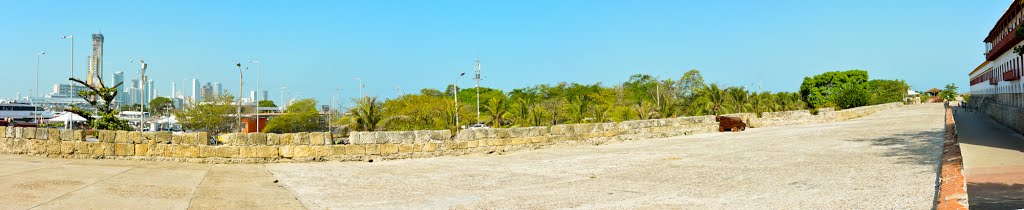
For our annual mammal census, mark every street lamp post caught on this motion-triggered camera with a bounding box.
[453,72,466,130]
[353,78,363,99]
[61,35,73,99]
[250,60,261,132]
[35,52,45,124]
[36,52,45,98]
[235,63,245,133]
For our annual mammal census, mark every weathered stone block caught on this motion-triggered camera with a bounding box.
[59,130,74,141]
[279,133,295,145]
[467,140,479,148]
[176,145,200,158]
[365,144,380,155]
[195,132,210,145]
[279,145,295,158]
[266,133,280,145]
[114,143,135,156]
[399,144,416,153]
[199,146,238,158]
[142,132,157,144]
[422,142,437,152]
[114,131,129,143]
[346,144,366,155]
[380,144,399,155]
[328,145,347,156]
[147,144,172,157]
[248,133,267,145]
[35,128,48,140]
[13,127,24,139]
[309,132,325,145]
[292,145,313,157]
[60,141,75,154]
[294,132,310,145]
[135,144,149,156]
[74,142,92,155]
[311,146,330,157]
[101,131,116,143]
[45,141,61,155]
[94,143,115,156]
[0,126,6,138]
[128,132,143,144]
[155,132,172,144]
[23,127,36,140]
[241,146,279,158]
[47,128,60,141]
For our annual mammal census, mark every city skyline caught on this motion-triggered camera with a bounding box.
[0,0,1007,106]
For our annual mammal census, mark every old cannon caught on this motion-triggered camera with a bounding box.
[717,116,746,132]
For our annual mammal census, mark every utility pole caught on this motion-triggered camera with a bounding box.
[474,58,481,125]
[235,63,245,133]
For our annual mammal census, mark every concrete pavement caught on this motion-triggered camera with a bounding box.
[953,107,1024,209]
[267,103,946,209]
[0,155,304,210]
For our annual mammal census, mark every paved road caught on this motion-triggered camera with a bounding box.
[267,104,945,209]
[0,155,304,209]
[953,107,1024,209]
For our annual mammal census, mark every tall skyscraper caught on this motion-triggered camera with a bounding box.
[191,78,200,102]
[261,90,268,102]
[200,82,214,100]
[171,82,176,98]
[214,82,222,96]
[112,71,124,103]
[148,80,155,102]
[88,33,104,86]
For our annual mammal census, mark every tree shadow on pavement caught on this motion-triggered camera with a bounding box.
[966,182,1024,209]
[844,129,944,166]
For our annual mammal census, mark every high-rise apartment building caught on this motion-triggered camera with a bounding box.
[88,33,104,86]
[112,71,124,103]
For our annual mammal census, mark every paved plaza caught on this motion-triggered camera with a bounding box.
[0,104,946,209]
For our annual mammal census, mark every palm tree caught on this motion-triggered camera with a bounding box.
[343,96,406,131]
[701,84,727,117]
[726,87,749,113]
[483,96,509,127]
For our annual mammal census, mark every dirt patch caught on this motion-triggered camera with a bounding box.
[14,179,85,190]
[105,184,190,199]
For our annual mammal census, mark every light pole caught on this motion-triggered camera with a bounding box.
[235,63,245,133]
[250,60,261,132]
[35,52,45,125]
[132,59,148,131]
[353,78,363,99]
[36,52,45,98]
[61,35,73,99]
[453,72,466,130]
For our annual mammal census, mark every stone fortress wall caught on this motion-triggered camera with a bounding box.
[0,102,903,163]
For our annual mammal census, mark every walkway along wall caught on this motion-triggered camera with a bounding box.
[968,94,1024,135]
[0,102,903,163]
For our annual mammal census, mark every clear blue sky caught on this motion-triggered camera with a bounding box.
[0,0,1008,105]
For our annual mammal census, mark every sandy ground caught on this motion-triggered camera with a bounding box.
[953,107,1024,209]
[266,103,945,209]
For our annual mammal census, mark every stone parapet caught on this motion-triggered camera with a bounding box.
[0,102,902,163]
